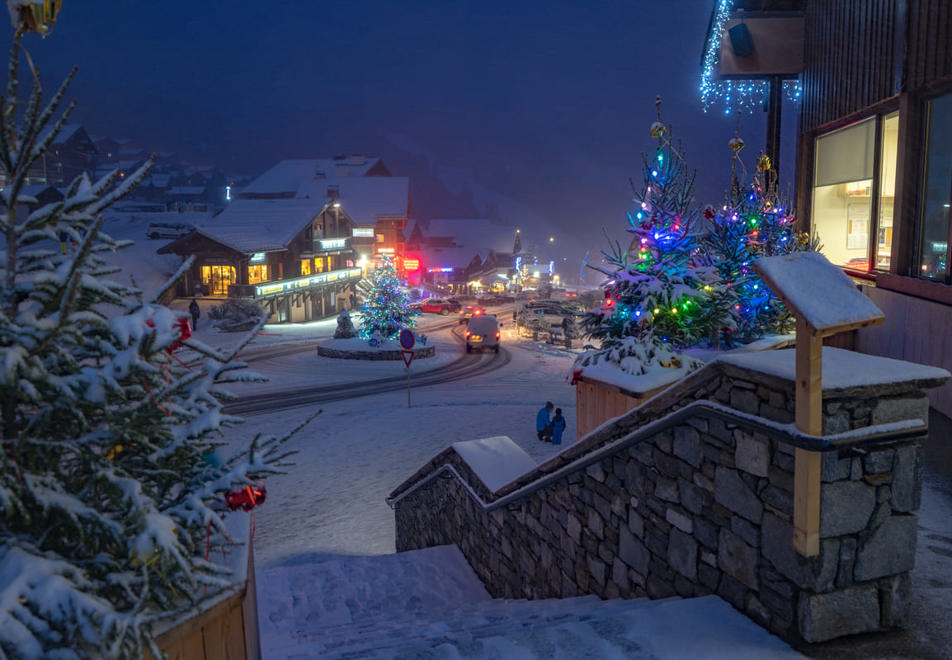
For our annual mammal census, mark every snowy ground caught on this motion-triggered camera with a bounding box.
[103,220,952,658]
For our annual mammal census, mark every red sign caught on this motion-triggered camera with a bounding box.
[401,350,414,367]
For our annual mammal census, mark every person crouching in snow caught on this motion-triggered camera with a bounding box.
[189,298,201,330]
[551,408,566,445]
[536,401,554,442]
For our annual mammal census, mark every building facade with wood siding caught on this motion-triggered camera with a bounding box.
[788,0,952,414]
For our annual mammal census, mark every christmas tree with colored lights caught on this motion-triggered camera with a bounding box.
[579,98,725,375]
[702,128,817,342]
[360,256,418,340]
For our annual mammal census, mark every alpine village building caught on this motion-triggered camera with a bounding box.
[158,156,410,323]
[706,0,952,415]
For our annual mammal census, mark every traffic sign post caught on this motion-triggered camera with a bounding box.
[401,348,414,407]
[400,331,416,407]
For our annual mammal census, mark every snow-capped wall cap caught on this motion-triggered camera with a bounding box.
[575,361,689,399]
[752,252,884,336]
[452,436,537,493]
[716,347,950,392]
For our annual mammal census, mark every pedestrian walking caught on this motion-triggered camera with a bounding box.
[189,298,201,330]
[536,401,554,442]
[551,408,566,445]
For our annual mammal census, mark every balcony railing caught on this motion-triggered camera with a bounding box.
[252,267,361,299]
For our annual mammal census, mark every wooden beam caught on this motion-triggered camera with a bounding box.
[794,316,823,556]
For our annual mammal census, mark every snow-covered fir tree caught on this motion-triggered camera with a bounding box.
[0,24,306,659]
[359,256,418,340]
[334,307,358,338]
[702,141,817,342]
[579,98,723,375]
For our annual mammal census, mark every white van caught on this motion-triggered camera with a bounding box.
[465,315,501,353]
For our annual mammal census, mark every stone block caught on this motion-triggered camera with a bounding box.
[854,515,918,581]
[592,493,611,521]
[758,585,795,630]
[798,583,881,643]
[611,557,629,591]
[714,466,763,523]
[762,513,838,591]
[586,462,607,482]
[587,509,604,540]
[646,573,676,599]
[759,403,790,423]
[731,515,760,548]
[821,452,852,482]
[718,528,758,589]
[673,425,701,467]
[734,430,769,477]
[717,574,748,609]
[762,484,793,517]
[880,572,912,628]
[618,525,650,576]
[891,444,922,513]
[823,410,851,435]
[699,562,720,591]
[588,556,606,587]
[871,396,929,426]
[820,480,876,537]
[667,528,697,581]
[694,517,718,550]
[745,593,772,628]
[628,509,644,538]
[677,479,702,516]
[566,513,582,543]
[730,388,760,414]
[666,508,693,534]
[863,448,895,474]
[655,476,680,502]
[835,537,856,588]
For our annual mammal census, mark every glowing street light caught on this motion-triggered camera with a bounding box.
[548,237,555,242]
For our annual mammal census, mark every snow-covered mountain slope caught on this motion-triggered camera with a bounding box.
[258,544,803,659]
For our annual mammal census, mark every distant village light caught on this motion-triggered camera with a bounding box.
[225,185,231,201]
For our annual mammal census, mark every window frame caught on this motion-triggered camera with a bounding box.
[915,92,952,285]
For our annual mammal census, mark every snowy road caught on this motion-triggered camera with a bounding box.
[225,325,512,416]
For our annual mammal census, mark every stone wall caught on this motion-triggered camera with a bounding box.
[392,354,944,644]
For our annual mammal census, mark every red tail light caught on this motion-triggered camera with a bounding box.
[475,309,482,315]
[465,331,471,337]
[495,332,500,339]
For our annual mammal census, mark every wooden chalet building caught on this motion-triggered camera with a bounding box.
[158,158,409,323]
[705,0,952,415]
[158,198,362,323]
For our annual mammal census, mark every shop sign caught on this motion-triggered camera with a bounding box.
[250,252,267,264]
[320,238,348,250]
[352,227,374,238]
[254,267,361,298]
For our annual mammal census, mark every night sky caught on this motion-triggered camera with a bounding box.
[4,1,798,270]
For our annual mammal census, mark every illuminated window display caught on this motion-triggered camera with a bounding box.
[919,93,952,281]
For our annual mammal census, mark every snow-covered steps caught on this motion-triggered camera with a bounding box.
[257,545,803,659]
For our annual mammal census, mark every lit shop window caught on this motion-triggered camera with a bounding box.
[812,118,875,270]
[876,112,899,270]
[248,264,270,284]
[919,94,952,282]
[301,259,312,276]
[314,257,326,273]
[201,265,235,296]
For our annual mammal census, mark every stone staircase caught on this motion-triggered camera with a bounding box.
[257,545,802,659]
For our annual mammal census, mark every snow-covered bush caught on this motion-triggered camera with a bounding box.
[334,307,357,338]
[0,27,306,659]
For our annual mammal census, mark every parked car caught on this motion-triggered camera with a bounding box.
[147,222,193,240]
[458,303,486,324]
[465,314,501,353]
[409,297,461,315]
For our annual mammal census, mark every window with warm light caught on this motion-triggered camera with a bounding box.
[301,259,312,276]
[248,264,270,284]
[918,93,952,282]
[200,265,235,296]
[812,113,899,273]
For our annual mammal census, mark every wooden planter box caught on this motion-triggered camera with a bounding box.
[147,516,260,660]
[574,376,671,438]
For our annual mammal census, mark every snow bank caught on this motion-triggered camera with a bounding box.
[453,436,537,492]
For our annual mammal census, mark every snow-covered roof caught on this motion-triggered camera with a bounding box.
[242,157,387,196]
[194,198,327,253]
[418,246,477,270]
[753,252,885,334]
[52,123,83,145]
[299,176,409,226]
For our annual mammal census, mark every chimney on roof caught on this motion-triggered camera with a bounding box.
[349,154,366,166]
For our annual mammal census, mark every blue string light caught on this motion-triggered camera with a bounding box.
[699,0,802,113]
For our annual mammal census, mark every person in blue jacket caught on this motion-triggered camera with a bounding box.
[536,401,554,441]
[551,408,566,445]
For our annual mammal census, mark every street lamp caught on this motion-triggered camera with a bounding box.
[549,237,555,242]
